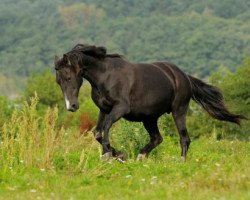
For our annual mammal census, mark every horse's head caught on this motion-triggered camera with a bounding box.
[54,44,107,112]
[54,54,83,112]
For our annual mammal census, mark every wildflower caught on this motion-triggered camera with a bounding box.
[150,176,157,185]
[8,187,16,191]
[215,163,220,167]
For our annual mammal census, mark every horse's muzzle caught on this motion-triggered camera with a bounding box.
[67,103,79,112]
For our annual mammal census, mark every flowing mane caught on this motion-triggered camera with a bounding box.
[71,44,123,59]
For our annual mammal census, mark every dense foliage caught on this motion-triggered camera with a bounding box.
[0,0,250,97]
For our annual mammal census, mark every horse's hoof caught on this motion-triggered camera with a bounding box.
[136,153,147,161]
[115,152,127,163]
[101,152,112,161]
[116,157,125,163]
[117,152,127,160]
[181,156,186,162]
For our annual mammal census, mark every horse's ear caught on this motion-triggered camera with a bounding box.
[82,46,106,59]
[63,54,71,65]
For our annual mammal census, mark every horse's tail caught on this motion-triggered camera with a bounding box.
[188,75,246,125]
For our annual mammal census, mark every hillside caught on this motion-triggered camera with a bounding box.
[0,0,250,96]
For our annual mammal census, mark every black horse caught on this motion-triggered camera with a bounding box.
[54,44,245,161]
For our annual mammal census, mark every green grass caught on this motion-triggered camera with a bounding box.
[0,99,249,199]
[0,135,249,200]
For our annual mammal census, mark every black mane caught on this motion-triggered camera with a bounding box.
[70,44,123,59]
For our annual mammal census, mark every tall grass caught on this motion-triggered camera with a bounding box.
[0,95,65,169]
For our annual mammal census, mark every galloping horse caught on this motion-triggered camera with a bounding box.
[54,44,245,161]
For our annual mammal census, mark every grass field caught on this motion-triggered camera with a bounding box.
[0,99,249,200]
[0,135,249,200]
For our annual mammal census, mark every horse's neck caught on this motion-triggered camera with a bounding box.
[82,62,105,91]
[83,71,99,90]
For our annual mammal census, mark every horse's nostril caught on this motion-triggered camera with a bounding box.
[68,103,78,112]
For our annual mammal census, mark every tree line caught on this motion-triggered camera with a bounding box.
[0,0,249,95]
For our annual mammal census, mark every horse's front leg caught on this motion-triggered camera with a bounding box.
[93,111,105,144]
[100,104,129,160]
[93,111,114,156]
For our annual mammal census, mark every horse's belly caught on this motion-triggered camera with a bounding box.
[123,113,147,122]
[129,81,174,116]
[123,107,169,122]
[124,95,172,122]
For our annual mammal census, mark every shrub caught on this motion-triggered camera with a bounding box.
[79,113,95,135]
[110,115,178,159]
[0,96,14,128]
[24,70,63,108]
[110,120,149,159]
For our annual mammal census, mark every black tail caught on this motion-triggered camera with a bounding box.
[188,75,246,125]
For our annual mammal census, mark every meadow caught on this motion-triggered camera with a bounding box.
[0,97,249,200]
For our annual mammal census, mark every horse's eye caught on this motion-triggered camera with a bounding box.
[66,77,71,82]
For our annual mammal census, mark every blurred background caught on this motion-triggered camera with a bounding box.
[0,0,249,140]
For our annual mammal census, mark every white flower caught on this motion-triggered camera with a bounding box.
[150,176,157,185]
[125,175,132,178]
[215,163,220,167]
[30,189,37,193]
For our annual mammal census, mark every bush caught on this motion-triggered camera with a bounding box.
[110,116,176,159]
[110,120,149,159]
[0,96,14,128]
[24,70,63,109]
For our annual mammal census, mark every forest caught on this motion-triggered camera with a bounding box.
[0,0,249,199]
[0,0,250,97]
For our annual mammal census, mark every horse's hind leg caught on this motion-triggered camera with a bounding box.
[172,106,191,161]
[137,118,163,161]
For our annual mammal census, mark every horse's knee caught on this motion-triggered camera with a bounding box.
[157,136,163,145]
[94,131,102,142]
[153,135,163,146]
